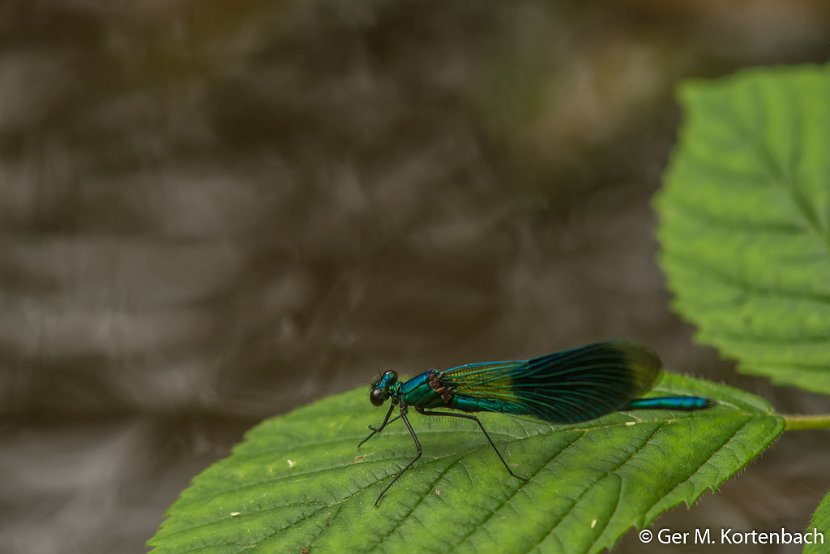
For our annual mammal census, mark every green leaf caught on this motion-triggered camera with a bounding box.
[148,374,782,553]
[657,64,830,394]
[805,491,830,554]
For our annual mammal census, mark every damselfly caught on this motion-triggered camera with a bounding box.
[359,340,713,505]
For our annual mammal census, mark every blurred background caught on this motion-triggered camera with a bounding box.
[1,1,830,552]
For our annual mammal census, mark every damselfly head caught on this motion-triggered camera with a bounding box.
[369,370,398,406]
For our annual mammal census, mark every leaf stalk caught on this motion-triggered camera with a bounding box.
[783,414,830,431]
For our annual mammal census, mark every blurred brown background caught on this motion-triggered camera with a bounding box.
[2,1,830,552]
